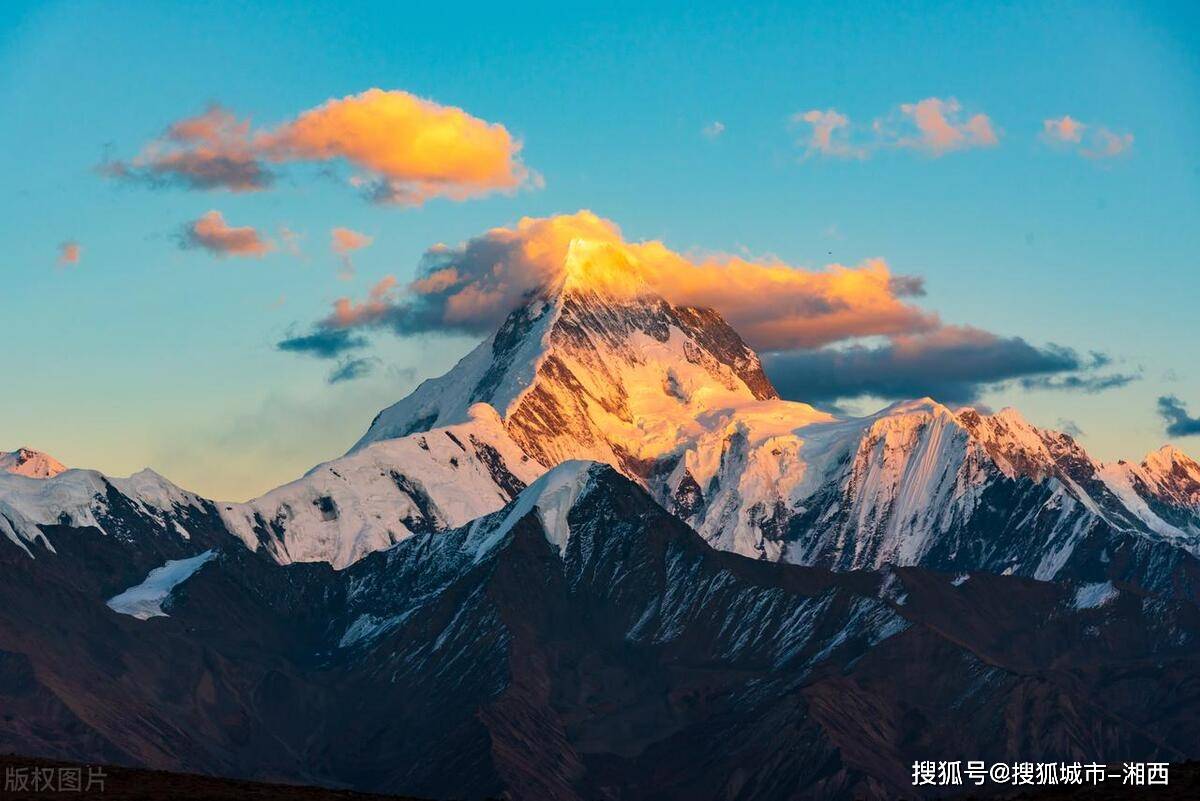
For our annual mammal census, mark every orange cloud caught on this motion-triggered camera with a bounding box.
[180,210,273,258]
[329,275,398,327]
[331,227,373,254]
[1042,115,1133,160]
[317,210,937,351]
[887,97,998,155]
[792,109,865,159]
[103,90,535,206]
[259,89,531,204]
[1042,115,1085,143]
[58,241,81,266]
[101,106,271,191]
[330,226,373,280]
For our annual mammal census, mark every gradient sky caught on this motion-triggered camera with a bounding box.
[3,0,1199,501]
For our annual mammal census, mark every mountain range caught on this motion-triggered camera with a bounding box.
[2,238,1199,799]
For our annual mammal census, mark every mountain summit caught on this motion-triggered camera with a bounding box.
[353,238,779,474]
[1,447,67,479]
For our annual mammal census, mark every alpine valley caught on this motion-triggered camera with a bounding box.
[3,240,1199,800]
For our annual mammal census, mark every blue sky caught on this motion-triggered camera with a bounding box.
[2,0,1198,500]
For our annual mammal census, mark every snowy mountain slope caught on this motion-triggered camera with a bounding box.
[220,404,543,568]
[1098,445,1200,539]
[649,396,1200,599]
[0,466,218,558]
[1,447,67,478]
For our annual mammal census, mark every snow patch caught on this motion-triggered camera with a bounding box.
[339,611,412,648]
[1072,581,1119,610]
[470,460,598,562]
[106,550,216,619]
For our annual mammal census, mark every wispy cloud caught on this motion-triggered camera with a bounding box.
[1057,418,1085,438]
[279,226,304,258]
[276,327,368,359]
[1158,395,1200,437]
[1081,128,1134,160]
[327,356,381,384]
[791,109,865,159]
[702,121,725,139]
[331,227,373,280]
[1042,115,1133,159]
[101,89,538,206]
[178,210,273,258]
[57,241,81,266]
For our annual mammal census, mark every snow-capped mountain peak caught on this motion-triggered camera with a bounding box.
[1,447,68,479]
[352,237,777,476]
[557,237,653,300]
[1143,443,1200,485]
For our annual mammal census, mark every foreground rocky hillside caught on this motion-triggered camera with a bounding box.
[2,464,1198,799]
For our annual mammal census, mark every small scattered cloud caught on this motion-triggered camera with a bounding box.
[101,89,537,206]
[792,99,996,160]
[1158,395,1200,437]
[178,210,273,258]
[791,109,865,159]
[327,356,380,384]
[1042,115,1133,160]
[57,241,81,266]
[276,327,368,359]
[1042,115,1086,144]
[331,226,373,280]
[702,121,725,139]
[882,97,999,156]
[331,227,372,254]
